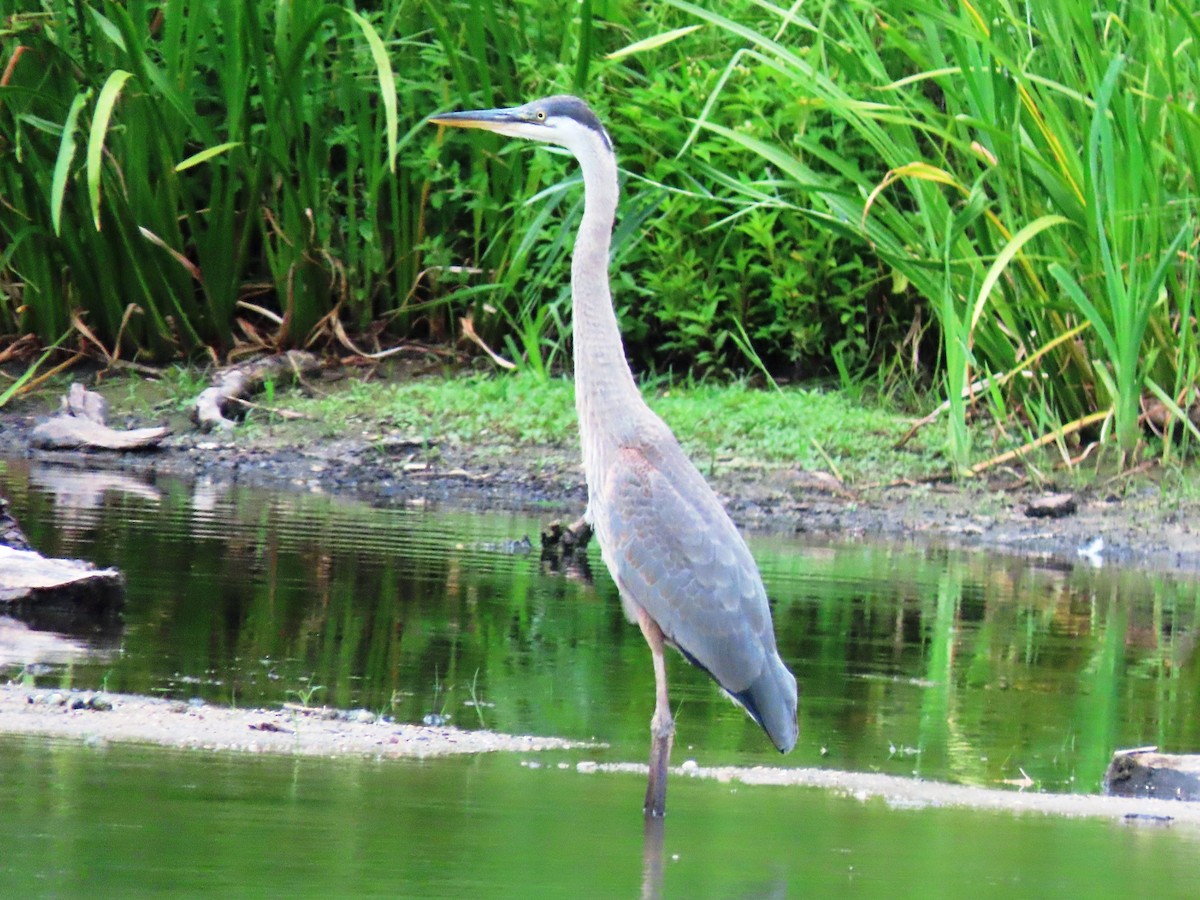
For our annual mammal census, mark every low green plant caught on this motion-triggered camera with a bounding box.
[289,682,325,709]
[467,668,487,729]
[285,368,941,480]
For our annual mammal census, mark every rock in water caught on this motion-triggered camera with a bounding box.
[1105,748,1200,801]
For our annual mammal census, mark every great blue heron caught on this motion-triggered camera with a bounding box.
[431,95,798,817]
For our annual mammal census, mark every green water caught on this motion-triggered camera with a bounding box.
[1,737,1197,897]
[3,459,1200,895]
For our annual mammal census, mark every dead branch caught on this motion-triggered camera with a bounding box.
[192,350,320,431]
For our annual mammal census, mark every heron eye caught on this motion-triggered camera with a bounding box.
[535,110,546,121]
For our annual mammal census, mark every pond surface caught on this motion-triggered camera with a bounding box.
[3,734,1199,897]
[2,458,1200,894]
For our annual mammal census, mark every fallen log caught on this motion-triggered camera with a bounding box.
[192,350,320,431]
[31,416,170,451]
[1104,747,1200,801]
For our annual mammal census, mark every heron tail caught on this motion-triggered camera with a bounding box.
[730,653,799,753]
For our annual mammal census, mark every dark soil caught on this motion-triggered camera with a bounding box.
[4,380,1200,574]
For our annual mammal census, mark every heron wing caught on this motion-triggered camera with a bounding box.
[600,428,774,694]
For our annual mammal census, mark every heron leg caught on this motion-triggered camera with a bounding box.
[635,607,674,818]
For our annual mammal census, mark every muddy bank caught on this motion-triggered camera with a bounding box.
[3,402,1200,574]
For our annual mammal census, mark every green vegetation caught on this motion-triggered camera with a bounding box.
[663,0,1200,469]
[2,0,1198,472]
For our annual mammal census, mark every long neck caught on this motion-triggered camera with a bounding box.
[571,136,640,466]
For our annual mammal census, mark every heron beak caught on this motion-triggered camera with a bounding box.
[429,107,528,134]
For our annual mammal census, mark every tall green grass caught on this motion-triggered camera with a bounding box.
[1,1,413,356]
[1,0,910,383]
[5,0,1198,478]
[0,0,651,373]
[421,0,663,377]
[666,0,1199,468]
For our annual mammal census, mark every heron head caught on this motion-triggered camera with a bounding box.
[430,95,612,155]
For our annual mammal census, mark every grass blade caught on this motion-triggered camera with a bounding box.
[175,141,242,173]
[970,214,1070,330]
[347,9,398,174]
[606,25,703,61]
[86,69,133,231]
[51,90,91,237]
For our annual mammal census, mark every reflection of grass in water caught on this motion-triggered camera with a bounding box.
[467,668,487,730]
[14,457,1200,795]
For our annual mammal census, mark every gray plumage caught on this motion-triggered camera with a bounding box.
[598,427,798,751]
[431,95,798,816]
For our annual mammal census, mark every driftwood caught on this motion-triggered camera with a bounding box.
[1,489,125,623]
[32,416,170,450]
[31,383,169,451]
[192,350,320,431]
[1104,747,1200,801]
[0,545,124,605]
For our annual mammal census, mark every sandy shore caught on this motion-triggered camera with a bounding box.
[7,684,1199,824]
[578,761,1200,825]
[1,684,588,758]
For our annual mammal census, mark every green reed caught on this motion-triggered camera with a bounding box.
[667,0,1199,469]
[1,1,435,357]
